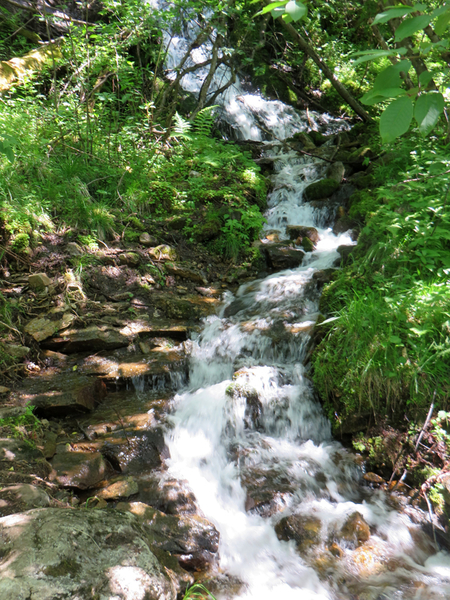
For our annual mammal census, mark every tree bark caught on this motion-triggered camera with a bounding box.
[278,20,372,122]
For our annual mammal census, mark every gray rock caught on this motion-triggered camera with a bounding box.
[117,502,220,571]
[0,508,179,600]
[28,273,52,290]
[0,484,50,516]
[165,263,206,284]
[336,244,356,266]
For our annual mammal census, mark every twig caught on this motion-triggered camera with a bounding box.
[112,407,131,448]
[424,491,439,551]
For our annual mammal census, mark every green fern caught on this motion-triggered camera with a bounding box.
[192,105,218,137]
[172,112,193,140]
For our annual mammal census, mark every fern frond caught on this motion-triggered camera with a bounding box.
[171,112,193,140]
[192,105,218,137]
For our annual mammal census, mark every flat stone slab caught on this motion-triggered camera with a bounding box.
[49,451,113,489]
[97,476,139,500]
[41,325,130,353]
[32,379,107,417]
[24,312,75,342]
[0,508,180,600]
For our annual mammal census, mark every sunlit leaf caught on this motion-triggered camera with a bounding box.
[415,92,445,136]
[373,60,411,92]
[435,9,450,36]
[418,71,433,87]
[254,1,286,17]
[380,95,414,143]
[285,0,307,22]
[394,15,432,42]
[351,48,407,66]
[373,7,414,25]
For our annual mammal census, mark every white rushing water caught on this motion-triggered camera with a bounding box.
[155,8,450,599]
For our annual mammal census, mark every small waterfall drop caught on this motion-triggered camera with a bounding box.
[154,7,450,599]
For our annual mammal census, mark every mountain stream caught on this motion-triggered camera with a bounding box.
[153,9,450,599]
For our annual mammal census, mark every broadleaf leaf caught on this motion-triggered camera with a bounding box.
[380,95,414,143]
[394,15,432,42]
[414,92,445,136]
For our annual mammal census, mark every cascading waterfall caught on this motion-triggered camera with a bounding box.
[154,8,450,599]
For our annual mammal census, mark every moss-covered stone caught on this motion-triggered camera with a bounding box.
[304,178,340,202]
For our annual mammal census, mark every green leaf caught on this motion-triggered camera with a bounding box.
[395,15,432,42]
[4,147,14,163]
[360,92,391,106]
[435,9,450,36]
[254,1,286,17]
[414,91,445,136]
[418,71,433,87]
[351,48,407,66]
[432,5,450,18]
[389,335,403,344]
[380,95,414,143]
[373,7,414,25]
[285,0,307,22]
[370,60,411,96]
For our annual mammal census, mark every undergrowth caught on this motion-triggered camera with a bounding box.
[313,133,450,427]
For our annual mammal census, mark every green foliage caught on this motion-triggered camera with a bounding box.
[0,405,41,443]
[314,135,450,424]
[183,583,217,600]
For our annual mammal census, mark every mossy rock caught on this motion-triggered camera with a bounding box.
[301,237,314,252]
[304,178,340,202]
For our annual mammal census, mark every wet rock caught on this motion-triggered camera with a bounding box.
[340,512,370,546]
[79,347,188,388]
[300,237,314,252]
[41,324,131,353]
[290,132,316,150]
[24,312,75,343]
[140,232,158,246]
[32,379,107,417]
[336,244,356,266]
[117,502,220,572]
[312,269,336,286]
[0,484,50,516]
[2,344,30,358]
[41,349,69,368]
[264,243,305,271]
[155,293,208,321]
[304,178,340,202]
[326,161,345,183]
[149,245,178,261]
[139,476,198,515]
[286,225,320,245]
[28,272,52,290]
[119,251,140,266]
[165,263,207,284]
[0,508,179,600]
[275,514,322,552]
[363,472,385,485]
[49,451,114,489]
[332,215,359,239]
[97,476,139,500]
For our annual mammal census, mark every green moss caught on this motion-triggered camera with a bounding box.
[44,558,81,578]
[304,178,340,201]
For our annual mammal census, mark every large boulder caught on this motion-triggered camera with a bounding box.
[41,325,131,353]
[0,508,181,600]
[32,379,107,417]
[117,502,220,572]
[49,451,114,489]
[304,178,340,202]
